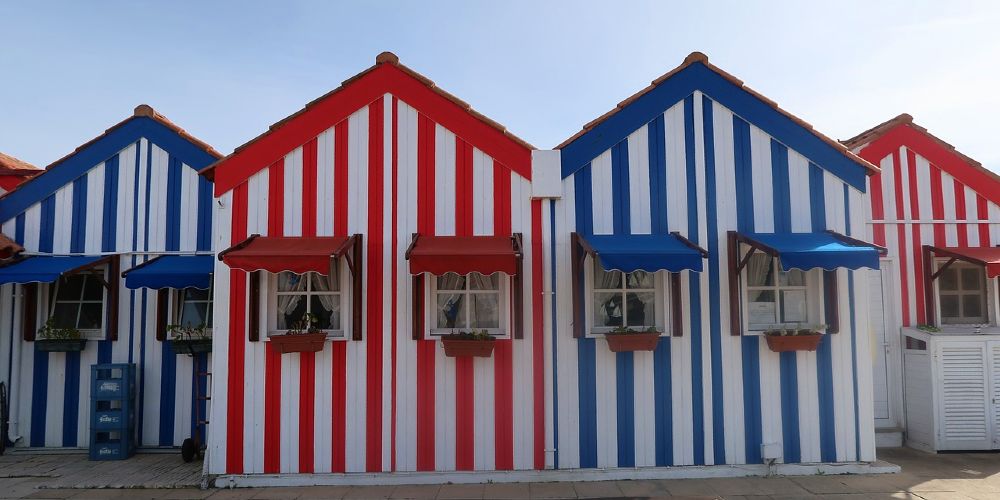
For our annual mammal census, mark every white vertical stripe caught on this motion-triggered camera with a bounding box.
[627,126,651,235]
[435,124,456,236]
[590,150,613,235]
[472,149,494,236]
[665,104,687,232]
[316,128,335,237]
[85,164,104,253]
[284,147,304,237]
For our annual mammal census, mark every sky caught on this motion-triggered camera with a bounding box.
[2,1,999,175]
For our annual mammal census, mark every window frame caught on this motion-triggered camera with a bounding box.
[428,272,509,337]
[174,284,214,335]
[265,263,349,339]
[47,266,108,340]
[739,251,822,334]
[585,256,667,337]
[934,259,991,326]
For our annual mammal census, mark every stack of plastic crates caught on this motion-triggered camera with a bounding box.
[89,363,136,460]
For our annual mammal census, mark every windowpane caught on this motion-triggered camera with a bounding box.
[593,262,622,290]
[962,294,984,319]
[436,293,465,329]
[309,295,337,330]
[940,295,960,318]
[277,296,307,330]
[960,268,983,291]
[183,288,211,301]
[625,291,655,327]
[78,303,103,330]
[56,276,84,301]
[780,290,808,323]
[748,289,777,326]
[469,272,499,290]
[278,272,306,293]
[470,293,499,329]
[436,273,466,291]
[594,291,624,327]
[311,270,339,292]
[939,268,958,291]
[626,271,653,289]
[779,269,806,287]
[82,276,104,301]
[746,254,775,286]
[179,302,209,328]
[51,303,78,329]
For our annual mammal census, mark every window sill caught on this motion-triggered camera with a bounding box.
[265,331,346,341]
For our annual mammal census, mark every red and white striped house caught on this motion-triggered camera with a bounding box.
[844,115,1000,445]
[202,53,546,476]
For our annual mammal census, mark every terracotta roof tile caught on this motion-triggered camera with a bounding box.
[0,152,39,176]
[207,52,534,178]
[556,52,878,175]
[0,232,23,259]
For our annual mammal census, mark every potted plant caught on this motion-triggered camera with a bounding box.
[168,324,212,355]
[269,313,327,354]
[763,325,825,352]
[36,318,87,352]
[604,326,662,352]
[441,330,496,358]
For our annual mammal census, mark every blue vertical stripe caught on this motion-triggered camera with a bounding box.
[845,185,861,460]
[165,155,182,252]
[137,141,153,446]
[733,115,763,463]
[573,168,597,468]
[549,200,560,469]
[30,195,56,446]
[14,214,24,245]
[98,155,119,364]
[38,195,55,253]
[809,163,837,462]
[647,115,668,235]
[160,154,182,444]
[196,176,213,251]
[770,140,800,463]
[70,177,87,254]
[702,96,726,464]
[129,142,141,364]
[611,140,630,235]
[653,340,673,466]
[62,177,88,446]
[615,352,635,466]
[683,95,705,465]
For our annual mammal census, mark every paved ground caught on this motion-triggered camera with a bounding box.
[0,447,999,498]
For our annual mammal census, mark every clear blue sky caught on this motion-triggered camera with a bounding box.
[2,1,998,173]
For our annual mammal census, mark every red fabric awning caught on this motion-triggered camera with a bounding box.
[220,234,355,274]
[928,246,1000,278]
[406,234,521,275]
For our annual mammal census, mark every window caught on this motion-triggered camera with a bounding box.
[50,270,106,339]
[177,286,213,330]
[743,253,814,331]
[938,261,987,325]
[271,270,342,335]
[432,272,504,334]
[591,260,659,333]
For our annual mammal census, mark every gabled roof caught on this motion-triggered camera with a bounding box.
[203,52,535,195]
[844,114,1000,206]
[0,105,221,222]
[0,152,39,176]
[557,52,879,190]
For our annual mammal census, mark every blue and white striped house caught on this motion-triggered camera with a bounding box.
[538,53,884,469]
[0,105,219,449]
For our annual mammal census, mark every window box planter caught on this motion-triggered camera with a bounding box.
[36,339,87,352]
[440,331,496,358]
[763,330,824,352]
[269,332,327,354]
[604,331,661,352]
[170,338,213,355]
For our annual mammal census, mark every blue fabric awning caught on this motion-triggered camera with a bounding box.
[0,256,106,285]
[579,233,706,273]
[123,255,214,290]
[739,232,881,271]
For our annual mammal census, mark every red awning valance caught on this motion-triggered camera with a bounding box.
[405,234,522,276]
[220,234,358,275]
[926,245,1000,278]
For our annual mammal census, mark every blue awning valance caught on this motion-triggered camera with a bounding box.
[734,231,884,271]
[0,256,107,285]
[574,232,708,273]
[122,255,214,290]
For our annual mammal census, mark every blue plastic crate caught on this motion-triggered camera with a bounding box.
[89,430,135,461]
[92,409,131,430]
[90,364,135,401]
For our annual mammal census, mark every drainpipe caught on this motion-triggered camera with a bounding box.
[7,284,24,443]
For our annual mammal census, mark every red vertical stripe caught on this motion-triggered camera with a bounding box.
[977,195,990,246]
[530,199,545,470]
[930,164,946,245]
[415,114,436,471]
[906,150,926,324]
[890,151,911,327]
[492,166,513,470]
[299,139,319,473]
[954,180,969,247]
[225,183,249,474]
[264,160,285,473]
[390,96,399,472]
[868,167,886,247]
[334,122,349,237]
[331,342,347,472]
[366,98,385,472]
[454,138,475,471]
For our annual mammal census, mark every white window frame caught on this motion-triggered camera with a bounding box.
[585,256,666,336]
[48,266,108,340]
[739,251,822,335]
[174,284,214,335]
[428,272,509,337]
[934,259,994,326]
[265,263,349,339]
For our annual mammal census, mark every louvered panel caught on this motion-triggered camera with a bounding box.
[938,344,990,450]
[991,343,1000,448]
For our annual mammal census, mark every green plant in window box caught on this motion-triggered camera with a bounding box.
[603,325,662,352]
[167,324,212,356]
[36,318,87,352]
[441,329,496,358]
[762,324,826,352]
[270,313,327,354]
[915,324,940,333]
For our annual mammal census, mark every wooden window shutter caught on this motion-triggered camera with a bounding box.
[823,270,840,334]
[106,255,120,341]
[727,231,742,336]
[22,283,37,342]
[571,233,585,339]
[670,273,683,337]
[412,274,424,340]
[248,271,261,342]
[512,233,524,340]
[351,235,363,341]
[155,288,169,341]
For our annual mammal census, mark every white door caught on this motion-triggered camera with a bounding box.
[988,341,1000,449]
[869,265,897,427]
[936,342,992,450]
